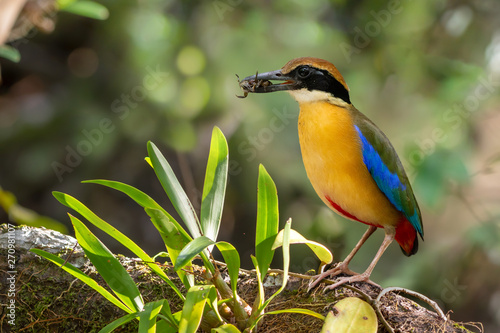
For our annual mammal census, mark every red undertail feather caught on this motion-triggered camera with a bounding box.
[325,195,380,228]
[395,218,418,256]
[325,195,417,255]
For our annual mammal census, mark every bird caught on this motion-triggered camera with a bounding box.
[238,57,423,290]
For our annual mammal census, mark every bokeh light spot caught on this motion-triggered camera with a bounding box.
[162,120,197,152]
[179,76,210,117]
[177,46,206,76]
[67,48,99,78]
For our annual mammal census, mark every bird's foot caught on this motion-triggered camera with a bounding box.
[322,272,381,292]
[307,262,357,291]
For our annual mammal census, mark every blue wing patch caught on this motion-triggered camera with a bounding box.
[354,125,423,236]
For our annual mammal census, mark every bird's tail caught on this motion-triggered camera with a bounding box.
[395,218,418,256]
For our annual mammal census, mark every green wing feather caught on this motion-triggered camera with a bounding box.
[352,110,423,238]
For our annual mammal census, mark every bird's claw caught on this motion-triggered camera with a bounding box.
[307,262,357,291]
[308,262,382,292]
[321,273,381,292]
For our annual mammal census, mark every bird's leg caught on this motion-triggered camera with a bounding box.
[308,225,377,290]
[322,227,396,291]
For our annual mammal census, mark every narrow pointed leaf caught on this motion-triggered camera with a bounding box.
[99,312,139,333]
[250,255,265,309]
[200,127,229,246]
[251,307,325,329]
[60,1,109,20]
[179,285,216,333]
[206,282,224,324]
[272,228,333,266]
[174,236,215,271]
[30,249,131,313]
[248,220,292,331]
[83,179,193,288]
[255,164,279,281]
[146,208,194,287]
[154,320,178,333]
[259,219,291,311]
[265,308,325,321]
[138,300,165,333]
[53,191,184,300]
[215,241,240,298]
[147,141,202,238]
[0,45,21,63]
[83,179,191,243]
[70,215,144,312]
[158,299,179,329]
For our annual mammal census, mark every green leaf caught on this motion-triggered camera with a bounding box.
[260,218,291,311]
[56,0,76,7]
[206,282,224,324]
[250,255,265,309]
[320,298,377,333]
[82,179,192,243]
[272,228,333,266]
[146,142,216,275]
[138,300,165,333]
[53,191,184,300]
[255,164,279,281]
[70,215,144,312]
[265,308,325,321]
[99,312,139,333]
[30,249,131,314]
[0,45,21,63]
[211,324,242,332]
[152,251,169,261]
[179,285,217,333]
[321,311,335,332]
[147,142,202,239]
[85,180,195,288]
[200,127,229,245]
[174,236,215,271]
[215,242,240,298]
[248,220,292,331]
[155,319,179,333]
[60,1,109,20]
[146,208,194,288]
[158,299,179,330]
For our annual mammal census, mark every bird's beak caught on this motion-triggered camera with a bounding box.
[238,69,300,95]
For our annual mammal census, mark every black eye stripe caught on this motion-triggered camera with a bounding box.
[292,67,351,104]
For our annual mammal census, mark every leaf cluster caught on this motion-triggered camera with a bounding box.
[31,127,345,332]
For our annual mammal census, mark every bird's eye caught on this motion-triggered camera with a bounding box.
[297,66,312,79]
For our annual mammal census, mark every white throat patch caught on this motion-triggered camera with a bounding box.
[288,89,350,107]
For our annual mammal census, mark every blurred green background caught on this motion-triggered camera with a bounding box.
[1,0,500,330]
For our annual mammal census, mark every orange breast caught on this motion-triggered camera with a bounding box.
[297,101,402,228]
